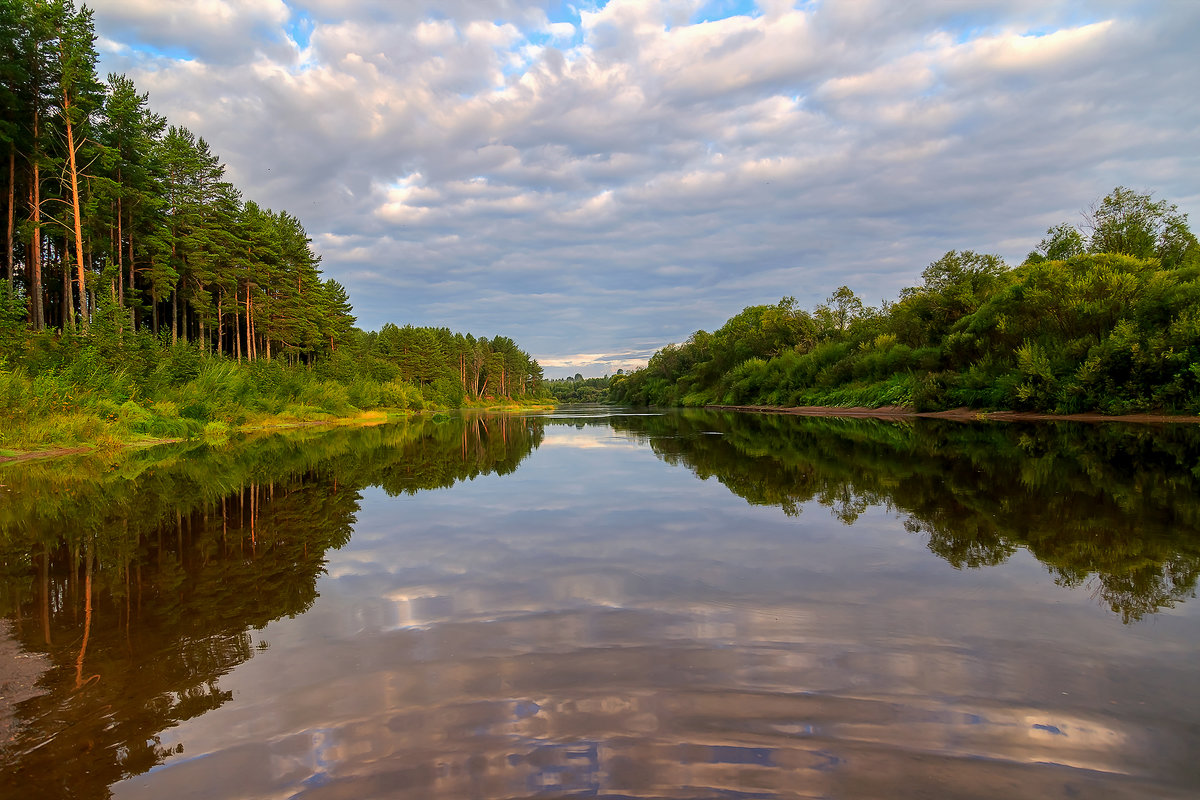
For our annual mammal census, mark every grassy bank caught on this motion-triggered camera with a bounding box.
[0,334,554,458]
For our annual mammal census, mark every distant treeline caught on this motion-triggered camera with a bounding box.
[611,188,1200,415]
[545,374,613,403]
[335,325,545,406]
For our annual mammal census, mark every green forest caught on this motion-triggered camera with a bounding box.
[545,374,614,403]
[611,187,1200,415]
[0,0,548,454]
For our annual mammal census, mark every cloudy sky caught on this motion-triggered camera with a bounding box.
[90,0,1200,377]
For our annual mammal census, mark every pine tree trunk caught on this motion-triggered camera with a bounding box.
[62,244,74,331]
[116,190,123,307]
[246,289,255,360]
[234,289,241,362]
[30,155,44,330]
[128,226,137,329]
[63,96,88,333]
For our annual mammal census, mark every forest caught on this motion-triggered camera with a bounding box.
[544,374,613,403]
[610,187,1200,415]
[0,0,548,453]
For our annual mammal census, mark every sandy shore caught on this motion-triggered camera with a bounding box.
[708,404,1200,424]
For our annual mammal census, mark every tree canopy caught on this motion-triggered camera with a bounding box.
[0,0,362,364]
[612,188,1200,416]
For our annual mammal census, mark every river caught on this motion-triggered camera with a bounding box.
[1,407,1198,798]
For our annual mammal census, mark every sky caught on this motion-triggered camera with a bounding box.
[89,0,1200,378]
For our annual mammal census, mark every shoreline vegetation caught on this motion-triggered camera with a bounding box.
[0,314,555,461]
[0,1,552,460]
[0,403,555,463]
[0,323,555,459]
[611,187,1200,419]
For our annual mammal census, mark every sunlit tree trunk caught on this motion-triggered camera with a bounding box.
[234,290,241,361]
[128,227,137,329]
[29,149,44,330]
[245,288,252,360]
[61,86,88,332]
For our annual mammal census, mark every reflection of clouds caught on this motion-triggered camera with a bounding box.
[382,588,456,630]
[113,419,1200,800]
[538,419,653,450]
[537,433,642,450]
[116,595,1186,800]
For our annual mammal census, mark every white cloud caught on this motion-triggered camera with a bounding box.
[91,1,1200,377]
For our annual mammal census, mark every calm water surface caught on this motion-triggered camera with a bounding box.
[1,408,1199,799]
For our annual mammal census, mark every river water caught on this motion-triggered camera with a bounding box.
[1,407,1198,799]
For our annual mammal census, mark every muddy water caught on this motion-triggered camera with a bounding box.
[1,409,1198,798]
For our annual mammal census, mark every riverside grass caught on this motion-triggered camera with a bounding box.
[0,348,551,458]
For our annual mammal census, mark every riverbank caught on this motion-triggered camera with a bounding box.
[709,404,1200,424]
[0,411,392,463]
[0,403,556,464]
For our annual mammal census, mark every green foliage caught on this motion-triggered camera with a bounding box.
[1026,222,1085,264]
[0,282,27,363]
[1,316,549,452]
[545,374,612,403]
[613,189,1200,416]
[1087,186,1198,267]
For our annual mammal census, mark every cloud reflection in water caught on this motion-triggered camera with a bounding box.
[111,412,1200,800]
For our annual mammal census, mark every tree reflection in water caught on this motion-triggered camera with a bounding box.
[2,409,1198,799]
[0,414,542,799]
[600,410,1200,622]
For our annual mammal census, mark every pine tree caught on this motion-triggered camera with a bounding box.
[50,0,102,332]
